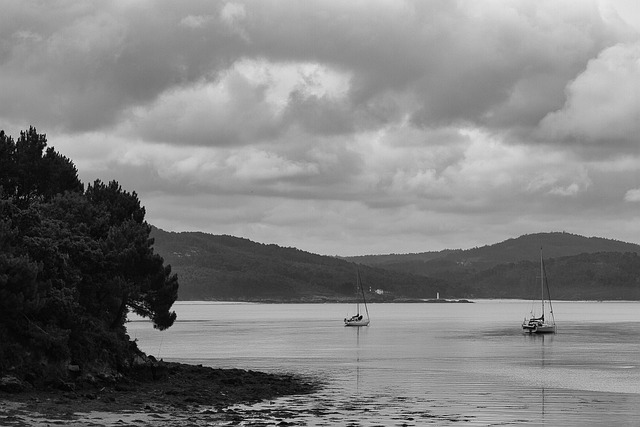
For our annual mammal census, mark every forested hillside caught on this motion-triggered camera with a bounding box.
[152,229,640,301]
[450,252,640,300]
[150,228,455,301]
[348,232,640,270]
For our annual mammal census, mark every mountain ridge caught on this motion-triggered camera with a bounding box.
[346,232,640,265]
[150,228,640,301]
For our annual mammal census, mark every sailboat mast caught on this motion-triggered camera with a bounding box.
[540,248,545,317]
[356,268,361,315]
[357,267,369,319]
[360,278,369,319]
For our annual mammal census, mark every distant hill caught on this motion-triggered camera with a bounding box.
[347,232,640,268]
[464,251,640,300]
[150,227,453,302]
[347,233,640,300]
[151,229,640,301]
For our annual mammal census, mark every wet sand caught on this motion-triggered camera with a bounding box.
[0,362,319,426]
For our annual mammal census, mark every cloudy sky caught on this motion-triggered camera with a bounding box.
[2,0,640,256]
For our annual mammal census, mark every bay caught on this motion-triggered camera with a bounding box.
[128,301,640,426]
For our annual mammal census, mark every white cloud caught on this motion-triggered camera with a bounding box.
[549,183,581,197]
[220,2,246,26]
[227,148,320,182]
[128,72,280,146]
[180,15,213,29]
[625,188,640,202]
[538,42,640,149]
[606,0,640,32]
[526,167,592,198]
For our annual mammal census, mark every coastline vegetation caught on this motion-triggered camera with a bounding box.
[0,128,317,417]
[0,127,179,387]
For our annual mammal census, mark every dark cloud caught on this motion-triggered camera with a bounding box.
[282,91,355,135]
[3,0,632,138]
[2,0,639,255]
[1,2,247,132]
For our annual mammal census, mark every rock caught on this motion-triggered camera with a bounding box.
[133,354,148,367]
[0,375,26,393]
[81,373,97,385]
[54,379,76,392]
[150,361,168,381]
[96,370,119,384]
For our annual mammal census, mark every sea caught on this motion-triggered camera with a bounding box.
[127,301,640,426]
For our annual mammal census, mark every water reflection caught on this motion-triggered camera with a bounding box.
[522,327,553,424]
[355,326,361,393]
[129,301,640,426]
[540,334,547,423]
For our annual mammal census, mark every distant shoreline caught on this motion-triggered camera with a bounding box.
[174,298,475,303]
[172,298,640,304]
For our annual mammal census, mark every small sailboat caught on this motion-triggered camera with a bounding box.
[522,248,556,334]
[344,268,370,327]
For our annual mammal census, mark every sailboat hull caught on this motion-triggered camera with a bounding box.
[344,318,370,327]
[522,321,555,334]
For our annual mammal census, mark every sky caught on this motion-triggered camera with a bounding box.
[2,0,640,256]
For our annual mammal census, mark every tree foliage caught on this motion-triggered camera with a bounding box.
[0,127,178,385]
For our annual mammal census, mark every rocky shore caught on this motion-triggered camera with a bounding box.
[0,361,320,426]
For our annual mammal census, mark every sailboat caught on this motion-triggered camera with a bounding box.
[522,248,556,334]
[344,268,370,327]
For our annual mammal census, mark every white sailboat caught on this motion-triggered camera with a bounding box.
[522,248,556,334]
[344,268,370,327]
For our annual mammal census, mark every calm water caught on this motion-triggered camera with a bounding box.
[128,301,640,426]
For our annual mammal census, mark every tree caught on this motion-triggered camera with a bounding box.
[0,126,83,206]
[0,128,179,385]
[14,126,49,205]
[84,179,178,330]
[0,131,17,197]
[41,148,84,199]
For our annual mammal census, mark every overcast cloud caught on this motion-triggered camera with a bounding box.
[2,0,639,255]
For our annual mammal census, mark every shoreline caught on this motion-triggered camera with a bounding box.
[175,298,475,304]
[0,361,320,426]
[171,298,640,303]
